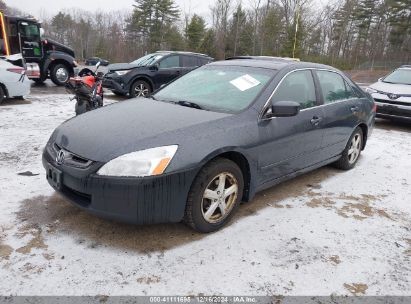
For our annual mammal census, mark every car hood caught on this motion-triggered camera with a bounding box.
[107,63,142,71]
[52,99,231,163]
[370,81,411,95]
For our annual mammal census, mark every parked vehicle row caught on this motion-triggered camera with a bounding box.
[42,57,376,232]
[0,12,77,86]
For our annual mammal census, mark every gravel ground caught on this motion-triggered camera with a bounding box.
[0,82,410,296]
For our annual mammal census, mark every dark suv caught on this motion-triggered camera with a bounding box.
[103,51,213,97]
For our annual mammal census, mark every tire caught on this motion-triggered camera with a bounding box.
[50,63,71,86]
[184,158,244,233]
[33,78,45,85]
[112,90,126,96]
[0,86,5,104]
[75,99,90,115]
[333,127,363,170]
[129,80,151,98]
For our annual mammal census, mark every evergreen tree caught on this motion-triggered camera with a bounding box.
[186,14,206,52]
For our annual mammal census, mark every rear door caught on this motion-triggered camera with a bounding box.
[314,70,361,158]
[181,55,199,75]
[257,69,325,183]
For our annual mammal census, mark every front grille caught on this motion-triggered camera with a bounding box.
[53,143,93,169]
[374,98,411,107]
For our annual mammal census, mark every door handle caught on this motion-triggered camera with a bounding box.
[350,106,359,113]
[310,116,322,126]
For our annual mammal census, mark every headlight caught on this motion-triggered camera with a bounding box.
[97,145,178,177]
[365,87,378,94]
[115,70,130,76]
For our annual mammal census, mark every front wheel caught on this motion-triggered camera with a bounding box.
[333,127,363,170]
[184,158,244,233]
[129,80,151,98]
[50,64,71,86]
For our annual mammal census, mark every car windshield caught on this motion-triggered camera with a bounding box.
[130,53,164,67]
[383,68,411,85]
[154,65,276,113]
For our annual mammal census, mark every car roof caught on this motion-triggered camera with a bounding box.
[5,15,39,24]
[226,56,300,62]
[211,57,336,71]
[155,51,213,59]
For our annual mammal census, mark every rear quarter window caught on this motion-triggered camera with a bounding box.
[316,70,355,103]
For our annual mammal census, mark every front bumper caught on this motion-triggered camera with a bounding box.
[42,150,198,225]
[102,76,128,94]
[374,98,411,121]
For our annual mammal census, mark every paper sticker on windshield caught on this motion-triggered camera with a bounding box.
[230,74,261,91]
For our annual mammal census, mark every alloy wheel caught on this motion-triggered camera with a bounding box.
[201,172,239,224]
[347,133,362,164]
[134,83,149,97]
[55,67,69,83]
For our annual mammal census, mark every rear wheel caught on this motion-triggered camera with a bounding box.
[130,80,151,98]
[75,99,90,115]
[0,86,5,104]
[333,127,363,170]
[184,158,244,233]
[33,78,45,85]
[50,64,71,86]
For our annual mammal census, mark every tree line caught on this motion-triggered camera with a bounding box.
[2,0,411,69]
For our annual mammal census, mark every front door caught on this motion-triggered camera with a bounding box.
[257,69,325,184]
[153,55,182,89]
[18,21,43,60]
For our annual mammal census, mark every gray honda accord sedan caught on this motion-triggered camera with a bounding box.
[43,58,375,232]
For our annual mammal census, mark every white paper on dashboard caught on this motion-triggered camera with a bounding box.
[230,74,261,91]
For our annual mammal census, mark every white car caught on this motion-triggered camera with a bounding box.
[365,65,411,121]
[0,55,31,103]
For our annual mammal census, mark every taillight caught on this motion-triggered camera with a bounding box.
[373,103,377,112]
[7,68,26,75]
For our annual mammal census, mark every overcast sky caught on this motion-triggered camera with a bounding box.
[9,0,212,20]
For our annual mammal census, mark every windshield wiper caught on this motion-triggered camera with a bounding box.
[176,100,203,110]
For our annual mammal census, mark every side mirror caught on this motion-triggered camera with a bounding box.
[267,100,300,118]
[150,64,159,71]
[378,77,383,82]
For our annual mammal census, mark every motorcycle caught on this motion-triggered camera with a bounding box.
[65,61,104,115]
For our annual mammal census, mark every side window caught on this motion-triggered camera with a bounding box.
[316,70,352,103]
[200,58,211,65]
[345,80,363,98]
[181,56,198,68]
[159,55,180,69]
[271,70,317,110]
[344,81,357,99]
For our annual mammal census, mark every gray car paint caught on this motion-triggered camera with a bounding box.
[47,59,374,214]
